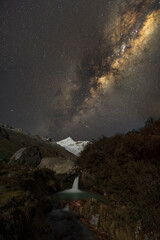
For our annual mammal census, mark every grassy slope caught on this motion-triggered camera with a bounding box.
[0,125,76,240]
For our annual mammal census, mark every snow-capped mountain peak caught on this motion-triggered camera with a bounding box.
[57,137,75,145]
[56,137,89,156]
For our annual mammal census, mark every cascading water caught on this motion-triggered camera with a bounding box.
[63,175,81,193]
[50,174,104,240]
[71,175,79,191]
[52,173,105,202]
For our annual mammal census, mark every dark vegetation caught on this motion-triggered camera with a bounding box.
[0,163,60,240]
[78,117,160,232]
[0,125,76,240]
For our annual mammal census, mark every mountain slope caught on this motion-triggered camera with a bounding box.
[0,123,76,161]
[78,118,160,240]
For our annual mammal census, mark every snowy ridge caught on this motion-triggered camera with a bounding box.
[56,137,89,156]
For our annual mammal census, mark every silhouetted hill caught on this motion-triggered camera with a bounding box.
[78,117,160,238]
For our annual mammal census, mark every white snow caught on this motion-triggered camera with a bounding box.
[56,137,89,156]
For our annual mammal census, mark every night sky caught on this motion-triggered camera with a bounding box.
[0,0,160,141]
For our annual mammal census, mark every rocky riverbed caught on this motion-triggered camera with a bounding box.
[44,201,99,240]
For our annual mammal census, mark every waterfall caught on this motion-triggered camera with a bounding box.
[71,175,79,191]
[53,173,105,202]
[63,175,80,193]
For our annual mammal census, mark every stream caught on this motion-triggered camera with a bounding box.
[52,176,105,202]
[45,176,105,240]
[45,203,99,240]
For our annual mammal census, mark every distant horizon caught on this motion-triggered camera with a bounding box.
[0,116,153,142]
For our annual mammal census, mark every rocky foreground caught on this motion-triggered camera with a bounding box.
[0,162,58,240]
[0,124,78,240]
[1,119,160,240]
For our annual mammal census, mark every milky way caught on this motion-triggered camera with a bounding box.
[0,0,160,140]
[59,0,160,139]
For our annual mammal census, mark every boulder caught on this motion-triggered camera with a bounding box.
[39,157,76,174]
[90,214,100,228]
[9,146,42,165]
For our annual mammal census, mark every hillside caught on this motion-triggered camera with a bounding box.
[0,124,77,240]
[0,123,76,161]
[78,117,160,239]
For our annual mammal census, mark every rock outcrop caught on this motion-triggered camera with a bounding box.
[81,169,95,188]
[39,157,77,175]
[90,214,100,228]
[9,146,42,165]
